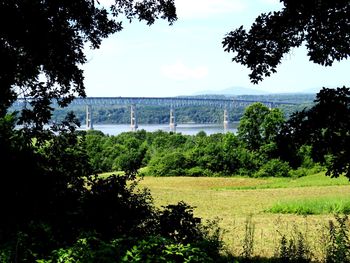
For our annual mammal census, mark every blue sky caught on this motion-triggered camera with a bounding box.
[83,0,350,97]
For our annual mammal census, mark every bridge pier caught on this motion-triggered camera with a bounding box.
[169,107,177,133]
[86,105,93,130]
[130,104,138,131]
[223,109,229,133]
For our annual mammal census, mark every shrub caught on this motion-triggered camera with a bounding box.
[198,218,225,259]
[289,164,325,178]
[184,167,203,177]
[77,236,209,263]
[122,236,214,263]
[158,201,203,243]
[255,158,291,177]
[31,202,224,263]
[33,205,224,263]
[289,167,309,178]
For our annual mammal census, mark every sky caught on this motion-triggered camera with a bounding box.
[83,0,350,97]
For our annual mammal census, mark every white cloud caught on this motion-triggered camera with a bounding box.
[175,0,246,19]
[161,61,208,81]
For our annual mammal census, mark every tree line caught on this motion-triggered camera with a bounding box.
[85,102,321,178]
[82,86,349,181]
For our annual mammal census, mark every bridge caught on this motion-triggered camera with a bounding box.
[14,96,298,133]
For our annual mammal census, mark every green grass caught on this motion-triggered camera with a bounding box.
[266,197,350,215]
[137,173,350,259]
[214,172,350,190]
[96,171,350,258]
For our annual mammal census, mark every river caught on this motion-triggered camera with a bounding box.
[81,123,239,136]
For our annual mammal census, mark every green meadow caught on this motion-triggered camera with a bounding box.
[267,197,350,215]
[135,172,350,259]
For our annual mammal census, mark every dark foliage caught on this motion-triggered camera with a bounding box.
[120,236,214,263]
[222,1,349,179]
[223,0,350,84]
[0,113,93,259]
[157,201,202,243]
[0,1,201,261]
[0,0,176,128]
[80,175,156,239]
[0,114,224,261]
[278,87,350,178]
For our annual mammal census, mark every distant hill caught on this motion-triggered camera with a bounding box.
[193,86,270,96]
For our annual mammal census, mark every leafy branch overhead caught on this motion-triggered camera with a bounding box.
[0,0,177,119]
[222,0,350,84]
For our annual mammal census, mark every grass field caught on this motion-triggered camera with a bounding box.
[136,173,350,259]
[267,196,350,215]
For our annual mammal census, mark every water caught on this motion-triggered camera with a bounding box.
[80,123,239,136]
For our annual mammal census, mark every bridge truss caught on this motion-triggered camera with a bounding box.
[13,97,298,133]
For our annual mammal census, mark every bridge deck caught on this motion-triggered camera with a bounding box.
[14,97,298,109]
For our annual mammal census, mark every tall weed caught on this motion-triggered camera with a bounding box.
[322,215,350,263]
[241,214,255,259]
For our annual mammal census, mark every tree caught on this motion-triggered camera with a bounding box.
[0,1,177,260]
[280,87,350,178]
[223,1,350,179]
[115,138,148,178]
[222,0,350,84]
[238,103,270,150]
[237,103,285,151]
[0,0,176,126]
[147,151,189,176]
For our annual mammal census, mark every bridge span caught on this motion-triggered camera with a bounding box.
[70,96,296,108]
[15,96,298,133]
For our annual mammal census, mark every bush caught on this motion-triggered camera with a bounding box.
[289,167,309,178]
[31,202,223,263]
[255,158,291,177]
[185,166,206,177]
[157,202,224,260]
[37,236,124,263]
[289,164,325,178]
[4,186,225,262]
[38,236,215,263]
[158,201,203,243]
[122,236,214,263]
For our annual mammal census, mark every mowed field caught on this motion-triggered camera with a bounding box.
[137,173,350,259]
